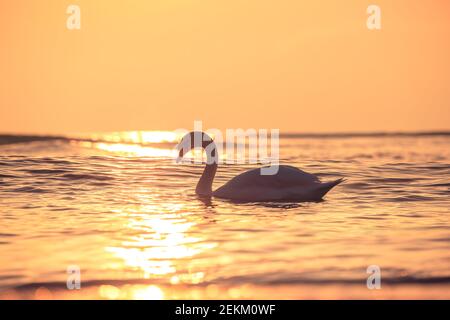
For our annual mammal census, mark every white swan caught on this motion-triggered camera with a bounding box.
[177,131,344,202]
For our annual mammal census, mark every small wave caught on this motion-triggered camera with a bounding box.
[370,177,417,183]
[60,173,113,181]
[429,237,450,243]
[352,215,387,220]
[429,183,450,187]
[0,174,15,178]
[413,164,450,171]
[0,134,65,146]
[9,273,450,291]
[10,186,48,193]
[25,169,69,175]
[89,182,113,186]
[342,182,371,189]
[385,195,436,202]
[0,233,17,238]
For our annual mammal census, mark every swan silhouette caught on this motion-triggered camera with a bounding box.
[177,131,344,202]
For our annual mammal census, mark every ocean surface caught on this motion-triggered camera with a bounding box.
[0,132,449,299]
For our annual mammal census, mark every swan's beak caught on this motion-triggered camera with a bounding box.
[176,146,185,163]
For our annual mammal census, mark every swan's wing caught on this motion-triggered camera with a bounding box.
[274,165,320,183]
[219,165,319,190]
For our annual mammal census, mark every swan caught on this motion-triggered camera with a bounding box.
[176,131,344,202]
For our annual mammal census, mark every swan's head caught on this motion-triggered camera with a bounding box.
[176,131,217,163]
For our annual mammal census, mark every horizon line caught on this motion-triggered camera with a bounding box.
[1,130,450,146]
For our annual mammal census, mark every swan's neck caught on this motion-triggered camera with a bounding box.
[195,143,218,196]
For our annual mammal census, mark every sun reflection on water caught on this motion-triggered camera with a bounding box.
[75,141,177,157]
[71,130,251,160]
[83,131,180,144]
[71,130,182,157]
[106,200,216,283]
[98,284,165,300]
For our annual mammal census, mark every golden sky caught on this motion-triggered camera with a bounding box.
[1,0,449,134]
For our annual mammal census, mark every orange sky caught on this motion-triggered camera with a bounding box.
[0,0,449,134]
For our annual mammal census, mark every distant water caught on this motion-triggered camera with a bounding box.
[0,132,449,299]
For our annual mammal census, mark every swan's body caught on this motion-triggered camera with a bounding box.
[177,131,343,202]
[214,165,343,202]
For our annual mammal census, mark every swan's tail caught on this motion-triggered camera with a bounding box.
[315,178,345,200]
